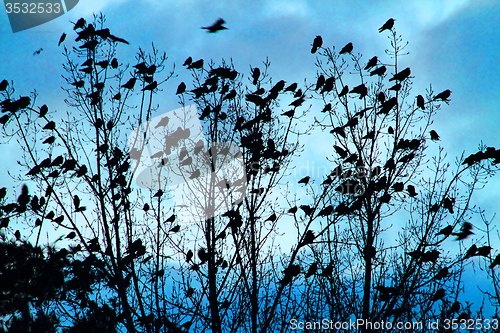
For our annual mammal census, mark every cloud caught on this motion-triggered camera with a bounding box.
[264,0,311,18]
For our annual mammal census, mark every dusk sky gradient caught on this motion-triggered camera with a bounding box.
[1,0,499,315]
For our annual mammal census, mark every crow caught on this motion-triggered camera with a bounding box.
[43,121,55,130]
[281,109,295,118]
[430,130,440,141]
[338,85,349,97]
[321,77,335,93]
[58,33,66,46]
[121,78,136,90]
[407,185,417,197]
[73,18,86,30]
[350,84,367,99]
[389,83,401,92]
[202,18,228,33]
[311,35,323,54]
[188,59,204,69]
[370,66,386,76]
[388,126,394,134]
[305,262,318,278]
[377,97,397,115]
[315,75,325,90]
[142,81,157,91]
[433,89,451,101]
[379,18,395,33]
[365,56,378,70]
[298,176,310,185]
[285,83,297,92]
[417,95,425,109]
[339,42,353,55]
[334,145,348,158]
[0,80,8,91]
[389,67,411,81]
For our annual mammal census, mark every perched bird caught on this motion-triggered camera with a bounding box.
[251,67,260,85]
[417,95,425,110]
[370,66,386,76]
[430,130,440,141]
[298,176,310,185]
[389,83,401,92]
[169,225,180,233]
[121,78,136,90]
[388,126,394,134]
[338,85,349,97]
[265,213,277,222]
[334,145,348,158]
[476,246,492,257]
[111,58,119,69]
[43,121,55,130]
[349,84,367,99]
[43,136,55,145]
[315,75,325,90]
[379,18,395,33]
[188,59,204,69]
[339,42,353,55]
[73,18,86,30]
[311,35,323,54]
[281,109,295,118]
[434,267,449,280]
[142,81,157,91]
[389,67,411,82]
[58,33,66,46]
[202,18,228,33]
[0,80,8,91]
[300,205,313,216]
[377,97,397,115]
[288,206,298,214]
[433,89,451,101]
[407,185,417,197]
[183,57,192,66]
[365,56,378,70]
[190,169,200,179]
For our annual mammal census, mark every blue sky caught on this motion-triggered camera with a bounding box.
[1,0,499,316]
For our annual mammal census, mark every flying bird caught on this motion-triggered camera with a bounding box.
[339,42,353,55]
[379,18,395,33]
[33,48,43,56]
[202,18,228,33]
[311,35,323,54]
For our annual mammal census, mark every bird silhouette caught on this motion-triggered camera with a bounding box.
[389,83,401,92]
[321,77,335,93]
[365,56,378,70]
[285,82,297,92]
[43,136,55,145]
[112,93,121,100]
[432,288,445,301]
[430,130,440,141]
[315,75,325,90]
[379,18,395,33]
[388,126,394,134]
[311,35,323,54]
[251,67,260,85]
[183,57,192,66]
[322,103,332,113]
[281,109,295,118]
[433,89,451,101]
[190,169,200,179]
[417,95,425,109]
[407,185,417,197]
[330,127,346,138]
[300,205,313,216]
[339,42,353,55]
[121,78,136,90]
[142,81,157,91]
[349,84,367,99]
[0,80,8,91]
[389,67,411,81]
[453,222,474,241]
[377,97,397,115]
[334,145,348,158]
[289,96,305,107]
[202,18,228,33]
[288,206,298,214]
[73,18,86,30]
[58,33,66,46]
[188,59,204,69]
[298,176,310,185]
[370,66,386,76]
[33,48,43,56]
[43,121,55,130]
[338,85,349,97]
